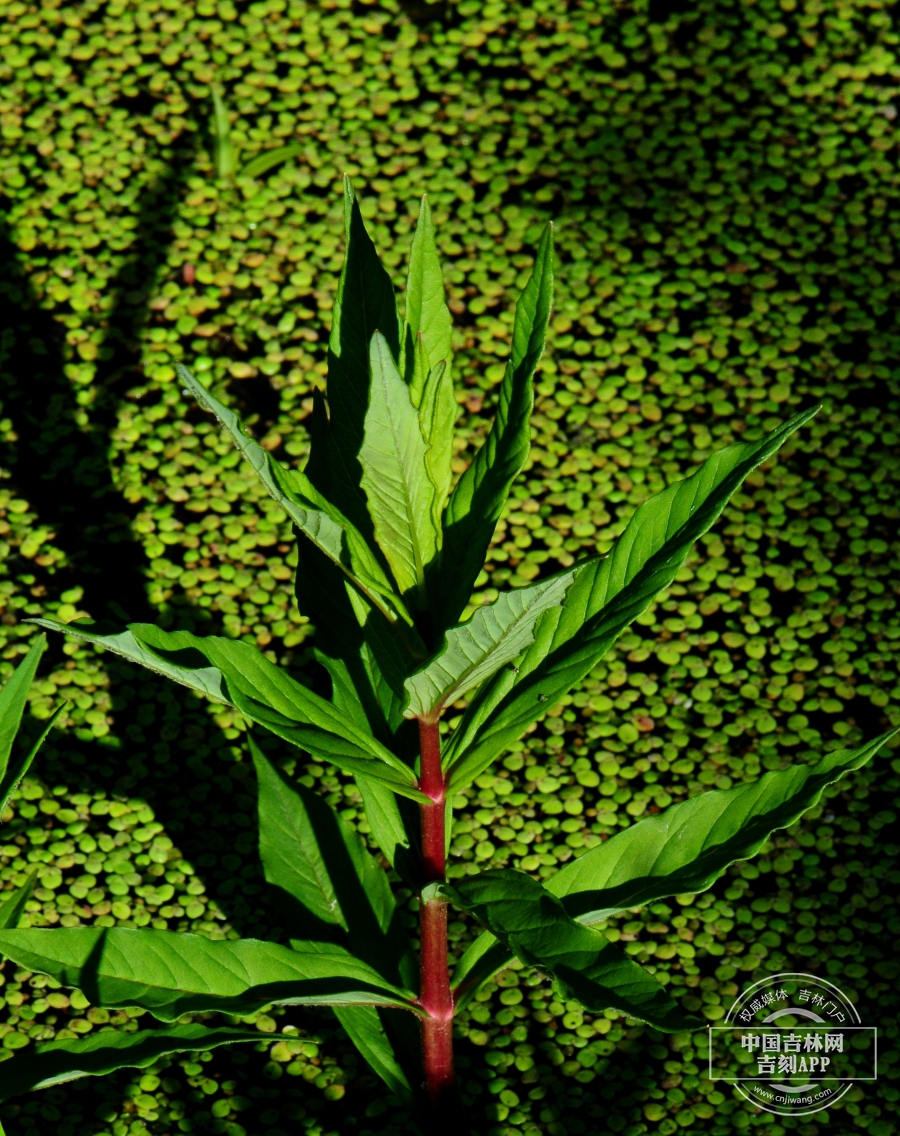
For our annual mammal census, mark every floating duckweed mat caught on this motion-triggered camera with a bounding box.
[0,0,899,1133]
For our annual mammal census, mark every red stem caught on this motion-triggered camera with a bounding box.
[417,718,455,1109]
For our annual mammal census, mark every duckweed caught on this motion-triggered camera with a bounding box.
[1,0,899,1131]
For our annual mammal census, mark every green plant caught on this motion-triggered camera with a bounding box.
[211,86,303,181]
[240,143,306,180]
[211,87,237,180]
[2,184,895,1130]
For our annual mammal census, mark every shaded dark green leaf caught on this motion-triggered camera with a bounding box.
[440,870,697,1032]
[0,1024,262,1101]
[0,702,67,818]
[451,933,513,1012]
[333,1006,415,1103]
[252,738,412,988]
[0,928,416,1021]
[0,870,38,931]
[320,178,401,536]
[0,634,46,783]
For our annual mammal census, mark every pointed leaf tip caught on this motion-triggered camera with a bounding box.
[549,726,899,923]
[432,229,553,629]
[0,1024,266,1101]
[444,408,825,790]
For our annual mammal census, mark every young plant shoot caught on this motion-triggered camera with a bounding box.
[5,181,895,1129]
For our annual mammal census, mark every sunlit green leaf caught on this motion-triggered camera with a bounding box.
[451,728,894,1003]
[404,562,583,720]
[432,225,553,630]
[129,625,425,799]
[419,359,455,532]
[444,407,821,791]
[30,619,424,800]
[0,928,416,1021]
[239,143,304,179]
[26,619,227,702]
[549,728,898,923]
[178,364,412,629]
[402,195,453,405]
[360,331,439,602]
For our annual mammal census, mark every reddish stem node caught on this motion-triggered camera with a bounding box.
[417,719,455,1108]
[419,717,446,884]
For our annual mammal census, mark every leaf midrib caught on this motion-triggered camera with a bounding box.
[429,588,558,712]
[373,355,428,593]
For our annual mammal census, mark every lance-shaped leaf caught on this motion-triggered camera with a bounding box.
[321,178,402,534]
[404,563,584,721]
[0,870,38,930]
[334,1006,415,1103]
[549,728,898,924]
[178,364,412,629]
[211,87,236,178]
[239,143,304,179]
[419,358,455,530]
[0,928,416,1021]
[0,634,46,781]
[310,647,418,879]
[255,743,418,1095]
[252,739,412,982]
[0,702,67,818]
[451,932,513,1012]
[0,1024,263,1101]
[29,619,423,800]
[329,176,401,453]
[354,774,418,885]
[451,730,896,1000]
[129,625,425,800]
[444,407,820,790]
[294,538,421,880]
[254,738,385,933]
[230,687,425,798]
[27,618,227,702]
[401,195,452,402]
[432,225,553,630]
[0,634,68,818]
[437,871,698,1032]
[359,331,439,601]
